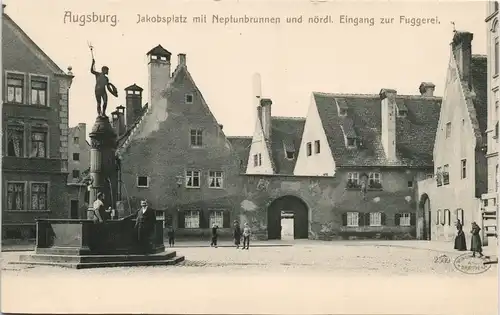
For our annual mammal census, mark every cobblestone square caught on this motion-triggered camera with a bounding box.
[1,240,497,314]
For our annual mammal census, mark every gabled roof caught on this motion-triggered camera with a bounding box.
[313,92,442,167]
[227,136,252,173]
[3,13,70,76]
[468,55,488,149]
[125,83,143,91]
[269,117,306,174]
[146,45,171,57]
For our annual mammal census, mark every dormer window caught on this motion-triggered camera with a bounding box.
[347,138,357,148]
[283,139,296,160]
[396,99,408,117]
[335,98,348,117]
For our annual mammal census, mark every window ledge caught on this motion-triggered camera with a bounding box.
[137,186,149,188]
[3,102,50,109]
[185,186,201,189]
[208,187,224,190]
[5,210,51,213]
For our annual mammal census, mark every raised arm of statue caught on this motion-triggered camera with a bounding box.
[91,58,98,75]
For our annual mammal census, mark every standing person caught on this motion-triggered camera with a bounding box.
[92,192,107,223]
[210,223,219,248]
[233,220,242,249]
[122,199,157,253]
[242,222,251,250]
[167,225,175,247]
[470,222,483,257]
[454,219,467,251]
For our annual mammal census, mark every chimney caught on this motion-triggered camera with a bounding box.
[451,31,473,88]
[111,110,120,134]
[219,124,223,130]
[260,98,272,140]
[252,73,262,121]
[77,123,86,139]
[419,82,435,97]
[116,105,126,136]
[178,53,186,67]
[124,83,143,127]
[146,45,171,112]
[379,88,397,161]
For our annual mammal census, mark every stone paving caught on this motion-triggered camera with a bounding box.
[1,240,498,314]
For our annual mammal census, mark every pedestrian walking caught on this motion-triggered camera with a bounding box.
[242,222,251,250]
[454,219,467,251]
[470,222,483,257]
[210,223,219,248]
[233,220,242,249]
[167,225,175,247]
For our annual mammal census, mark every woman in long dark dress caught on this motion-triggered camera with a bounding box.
[470,222,483,257]
[233,220,242,249]
[454,220,467,251]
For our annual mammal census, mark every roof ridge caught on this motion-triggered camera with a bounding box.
[313,91,442,100]
[271,116,306,120]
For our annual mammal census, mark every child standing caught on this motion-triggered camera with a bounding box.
[167,226,175,247]
[242,222,251,250]
[210,223,219,248]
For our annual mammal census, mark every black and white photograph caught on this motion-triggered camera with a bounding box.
[0,1,498,314]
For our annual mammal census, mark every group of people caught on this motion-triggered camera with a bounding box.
[166,220,252,249]
[454,220,484,258]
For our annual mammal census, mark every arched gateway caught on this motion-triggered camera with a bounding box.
[267,195,309,240]
[419,193,432,240]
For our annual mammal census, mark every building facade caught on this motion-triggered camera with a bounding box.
[117,45,245,237]
[418,31,488,243]
[292,87,441,240]
[2,5,74,238]
[67,123,90,183]
[482,1,500,245]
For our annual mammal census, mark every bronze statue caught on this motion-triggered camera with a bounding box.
[89,42,118,117]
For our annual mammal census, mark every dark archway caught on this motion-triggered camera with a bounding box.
[419,194,431,240]
[267,195,309,240]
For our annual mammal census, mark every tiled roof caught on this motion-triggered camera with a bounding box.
[227,136,252,172]
[269,116,306,174]
[313,92,442,167]
[146,44,171,57]
[117,103,149,147]
[469,55,488,149]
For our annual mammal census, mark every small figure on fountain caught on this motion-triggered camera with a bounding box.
[88,42,118,117]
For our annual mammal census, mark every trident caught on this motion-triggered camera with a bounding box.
[87,41,95,59]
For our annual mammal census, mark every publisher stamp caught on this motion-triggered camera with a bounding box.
[453,253,492,275]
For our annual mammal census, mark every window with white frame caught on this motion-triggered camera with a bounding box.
[445,122,451,138]
[347,212,359,227]
[6,126,24,157]
[347,172,359,186]
[31,183,48,210]
[461,159,467,179]
[185,170,200,188]
[209,210,224,227]
[444,209,451,226]
[30,77,48,106]
[7,182,25,210]
[456,208,464,225]
[368,172,381,186]
[6,73,24,104]
[137,176,149,187]
[370,212,382,226]
[443,164,450,185]
[208,171,223,188]
[190,129,202,147]
[314,140,320,154]
[30,130,47,158]
[253,154,262,167]
[258,153,262,165]
[436,166,443,186]
[306,142,312,156]
[400,213,411,226]
[184,210,200,228]
[436,209,442,225]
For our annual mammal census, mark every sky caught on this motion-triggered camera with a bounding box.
[4,0,489,138]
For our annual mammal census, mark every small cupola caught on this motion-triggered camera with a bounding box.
[146,44,171,63]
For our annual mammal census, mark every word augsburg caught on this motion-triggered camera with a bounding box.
[453,253,492,275]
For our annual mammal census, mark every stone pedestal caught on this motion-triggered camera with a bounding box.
[87,116,118,219]
[10,219,185,269]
